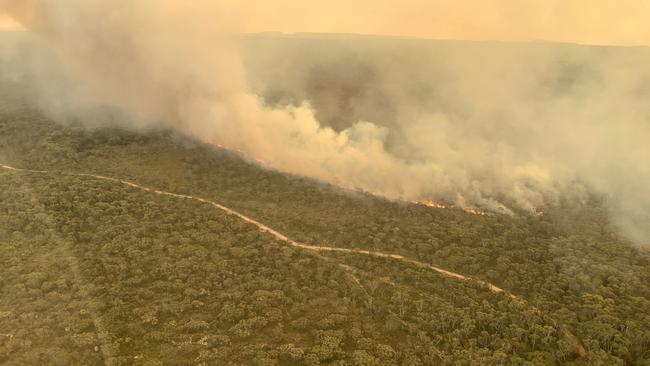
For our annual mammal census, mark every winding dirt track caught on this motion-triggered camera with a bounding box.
[0,164,501,291]
[0,163,587,358]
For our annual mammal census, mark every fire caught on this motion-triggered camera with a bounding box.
[419,200,452,209]
[209,141,270,166]
[463,207,487,216]
[413,200,487,216]
[208,140,489,216]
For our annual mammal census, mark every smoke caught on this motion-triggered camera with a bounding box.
[1,1,650,245]
[11,1,650,45]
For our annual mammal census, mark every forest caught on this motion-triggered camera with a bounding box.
[1,105,649,365]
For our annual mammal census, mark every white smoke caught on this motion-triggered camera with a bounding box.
[1,1,650,245]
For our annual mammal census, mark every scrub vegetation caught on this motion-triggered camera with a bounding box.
[1,107,649,365]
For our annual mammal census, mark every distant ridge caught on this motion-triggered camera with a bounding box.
[244,31,649,48]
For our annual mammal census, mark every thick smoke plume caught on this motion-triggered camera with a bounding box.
[1,1,650,245]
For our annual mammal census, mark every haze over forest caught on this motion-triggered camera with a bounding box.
[1,2,650,365]
[1,1,650,245]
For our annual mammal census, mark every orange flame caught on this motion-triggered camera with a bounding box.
[413,200,487,215]
[463,207,487,216]
[209,141,270,166]
[208,140,492,216]
[418,200,452,209]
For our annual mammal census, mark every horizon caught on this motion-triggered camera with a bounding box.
[3,0,650,46]
[4,27,650,49]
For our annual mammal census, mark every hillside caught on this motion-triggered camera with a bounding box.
[1,105,649,365]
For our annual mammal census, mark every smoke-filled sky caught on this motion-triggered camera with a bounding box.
[4,1,650,45]
[223,0,650,46]
[1,1,650,246]
[0,14,19,30]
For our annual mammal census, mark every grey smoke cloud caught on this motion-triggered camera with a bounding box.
[1,1,649,245]
[244,38,650,242]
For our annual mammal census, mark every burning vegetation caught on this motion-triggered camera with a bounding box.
[413,199,488,215]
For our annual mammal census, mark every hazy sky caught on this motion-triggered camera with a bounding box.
[3,1,650,45]
[225,0,650,45]
[0,14,19,30]
[2,0,650,244]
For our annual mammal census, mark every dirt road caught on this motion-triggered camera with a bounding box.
[0,162,587,357]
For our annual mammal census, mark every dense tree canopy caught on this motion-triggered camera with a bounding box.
[0,107,649,364]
